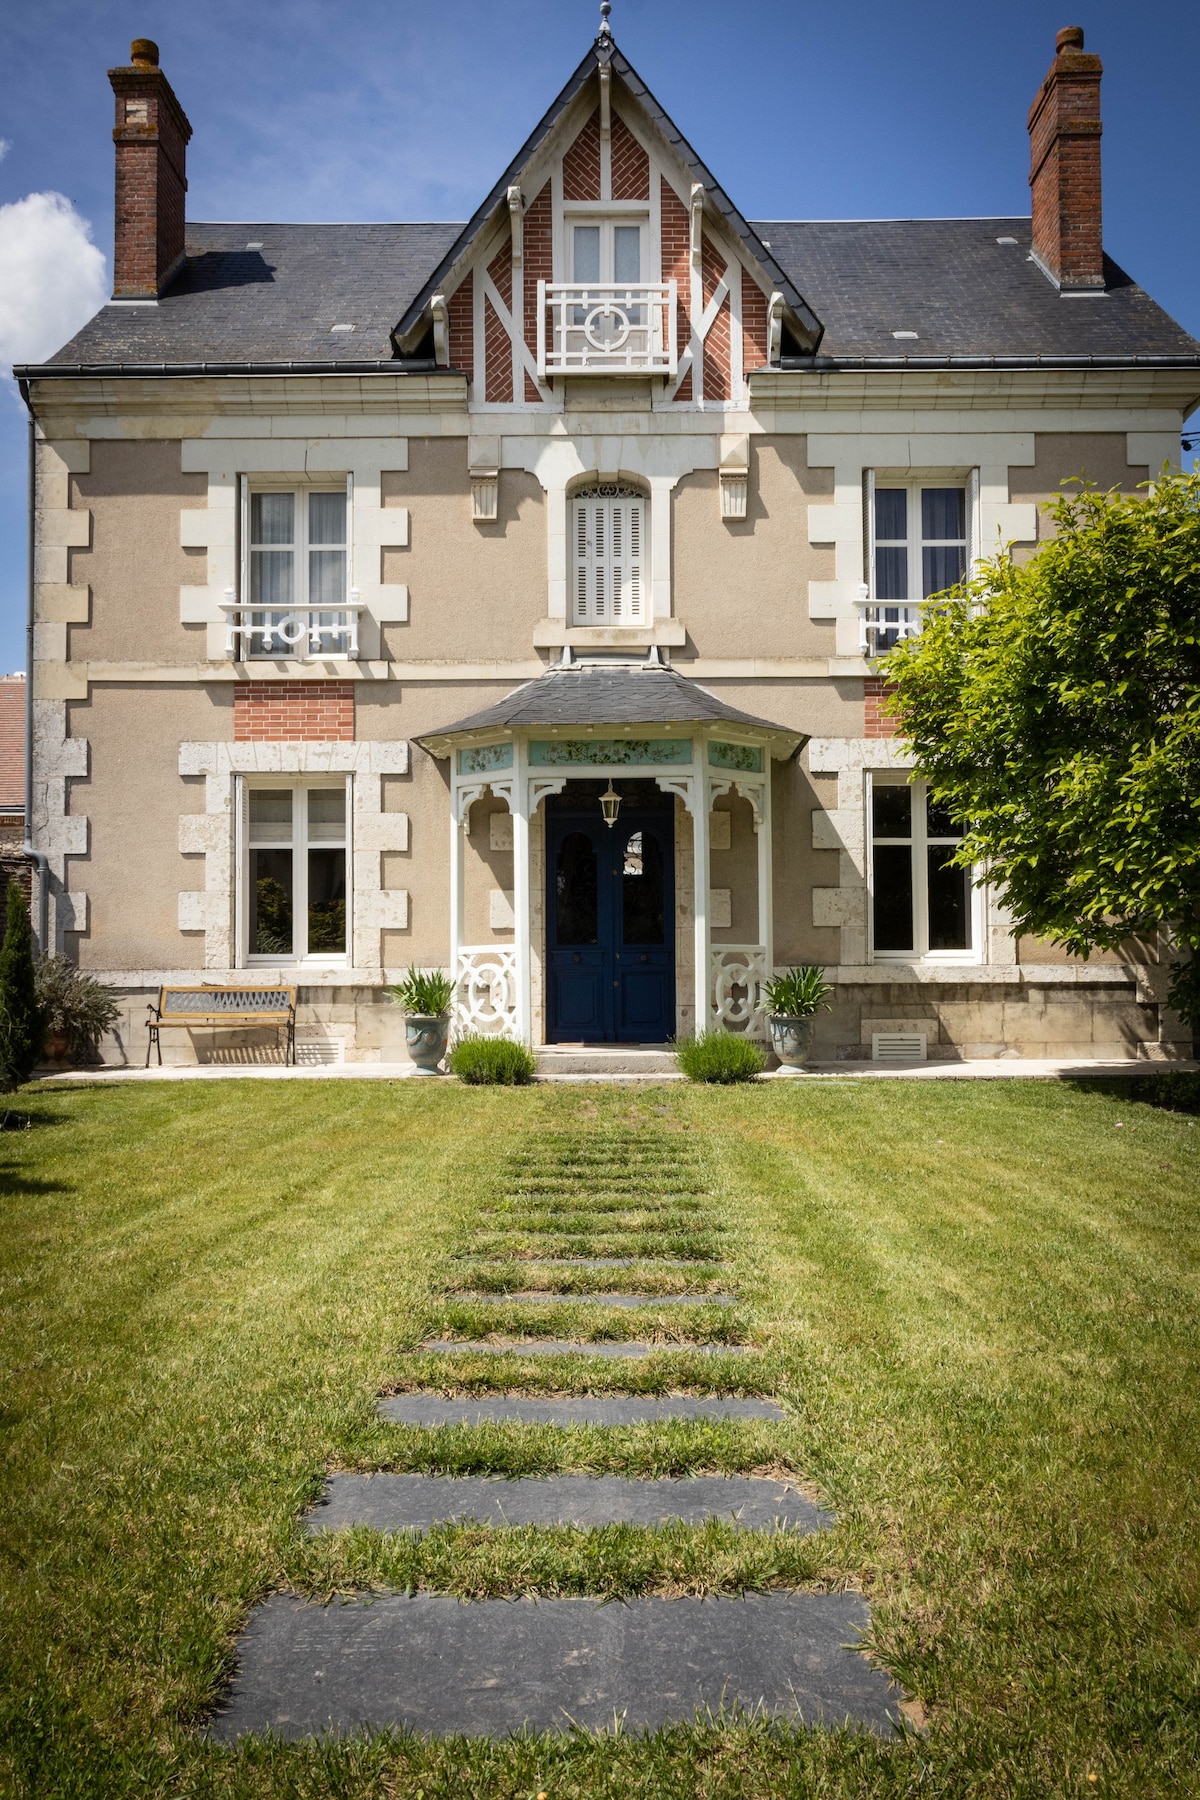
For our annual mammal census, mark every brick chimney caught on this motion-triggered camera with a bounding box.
[108,39,192,298]
[1027,26,1104,289]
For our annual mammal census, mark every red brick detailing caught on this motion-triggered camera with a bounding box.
[700,234,731,401]
[610,114,649,200]
[108,43,192,297]
[233,683,355,743]
[660,179,692,402]
[864,676,899,739]
[562,109,601,201]
[1028,28,1104,288]
[523,181,553,400]
[487,239,512,312]
[484,295,513,404]
[741,272,769,374]
[447,272,473,381]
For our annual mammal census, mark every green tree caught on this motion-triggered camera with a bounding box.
[0,879,46,1090]
[883,469,1200,1029]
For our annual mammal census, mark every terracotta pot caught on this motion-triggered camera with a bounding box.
[405,1013,449,1075]
[45,1029,72,1065]
[769,1014,817,1070]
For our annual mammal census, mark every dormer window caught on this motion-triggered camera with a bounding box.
[572,483,646,624]
[570,218,644,287]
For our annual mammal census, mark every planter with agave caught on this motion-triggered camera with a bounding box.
[387,966,456,1075]
[761,965,833,1071]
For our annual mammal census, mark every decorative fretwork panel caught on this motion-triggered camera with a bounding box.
[711,945,769,1040]
[454,947,518,1040]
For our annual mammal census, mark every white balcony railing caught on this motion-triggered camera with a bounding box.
[537,279,677,378]
[222,597,364,660]
[858,600,923,659]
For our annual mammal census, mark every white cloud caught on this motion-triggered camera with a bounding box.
[0,192,108,372]
[0,141,10,162]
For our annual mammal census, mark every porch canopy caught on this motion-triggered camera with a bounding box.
[416,663,807,1043]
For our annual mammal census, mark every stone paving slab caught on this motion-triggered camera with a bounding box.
[208,1591,901,1740]
[379,1394,787,1427]
[416,1340,754,1358]
[449,1292,739,1307]
[306,1474,830,1534]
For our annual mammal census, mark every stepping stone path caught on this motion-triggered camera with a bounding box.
[212,1126,903,1742]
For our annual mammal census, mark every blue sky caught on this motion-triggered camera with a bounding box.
[1,0,1197,673]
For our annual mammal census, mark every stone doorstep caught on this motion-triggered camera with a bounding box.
[416,1340,755,1358]
[378,1395,787,1426]
[206,1591,902,1741]
[448,1292,739,1307]
[304,1474,831,1535]
[535,1046,679,1076]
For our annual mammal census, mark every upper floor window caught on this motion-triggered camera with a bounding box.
[572,484,646,625]
[245,780,348,963]
[862,480,969,656]
[870,775,975,960]
[570,219,644,287]
[234,488,355,660]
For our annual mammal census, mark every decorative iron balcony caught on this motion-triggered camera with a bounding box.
[536,279,677,377]
[221,595,365,660]
[857,599,923,659]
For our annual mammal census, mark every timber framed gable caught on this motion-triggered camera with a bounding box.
[392,37,821,410]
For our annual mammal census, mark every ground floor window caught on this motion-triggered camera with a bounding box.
[244,780,348,962]
[870,774,974,958]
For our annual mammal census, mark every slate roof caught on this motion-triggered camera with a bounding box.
[26,214,1198,377]
[758,219,1200,364]
[414,665,805,756]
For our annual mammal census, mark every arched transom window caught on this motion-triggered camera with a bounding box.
[572,484,646,625]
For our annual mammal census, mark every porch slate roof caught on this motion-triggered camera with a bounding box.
[414,665,806,756]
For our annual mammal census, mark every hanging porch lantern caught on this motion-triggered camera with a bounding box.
[599,779,622,829]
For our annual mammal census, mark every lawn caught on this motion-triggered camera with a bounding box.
[1,1076,1198,1797]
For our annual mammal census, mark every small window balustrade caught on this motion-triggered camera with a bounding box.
[536,279,677,377]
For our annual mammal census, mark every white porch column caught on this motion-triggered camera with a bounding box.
[757,765,774,976]
[693,770,710,1035]
[512,740,532,1043]
[449,788,466,991]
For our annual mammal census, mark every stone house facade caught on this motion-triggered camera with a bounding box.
[15,24,1200,1066]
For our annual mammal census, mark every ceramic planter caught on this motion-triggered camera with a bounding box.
[769,1013,817,1070]
[405,1013,449,1075]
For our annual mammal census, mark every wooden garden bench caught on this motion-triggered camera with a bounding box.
[145,985,297,1067]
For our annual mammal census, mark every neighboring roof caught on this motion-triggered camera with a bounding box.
[415,664,806,757]
[757,218,1200,365]
[0,677,25,811]
[391,36,822,353]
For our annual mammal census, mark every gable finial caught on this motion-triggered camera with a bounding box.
[598,0,612,39]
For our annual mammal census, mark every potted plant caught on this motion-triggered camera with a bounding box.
[387,966,456,1075]
[761,965,833,1072]
[33,954,120,1067]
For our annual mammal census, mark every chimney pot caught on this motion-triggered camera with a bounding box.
[108,40,192,298]
[1028,25,1104,289]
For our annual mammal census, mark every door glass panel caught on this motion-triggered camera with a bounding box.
[307,848,347,953]
[922,544,966,596]
[874,488,907,539]
[555,831,598,944]
[613,225,641,282]
[926,796,963,839]
[250,849,293,955]
[927,847,971,950]
[306,786,345,842]
[622,828,665,945]
[872,785,911,839]
[921,487,965,540]
[873,845,914,952]
[572,226,601,283]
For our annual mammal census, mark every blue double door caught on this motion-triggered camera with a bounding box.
[546,794,675,1043]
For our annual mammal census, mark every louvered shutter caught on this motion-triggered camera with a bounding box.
[572,488,646,625]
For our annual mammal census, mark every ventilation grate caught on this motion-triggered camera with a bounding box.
[871,1031,927,1064]
[295,1038,345,1066]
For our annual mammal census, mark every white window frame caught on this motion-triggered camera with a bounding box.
[868,772,982,964]
[570,482,648,625]
[239,775,352,967]
[234,480,356,662]
[861,475,972,657]
[565,214,648,285]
